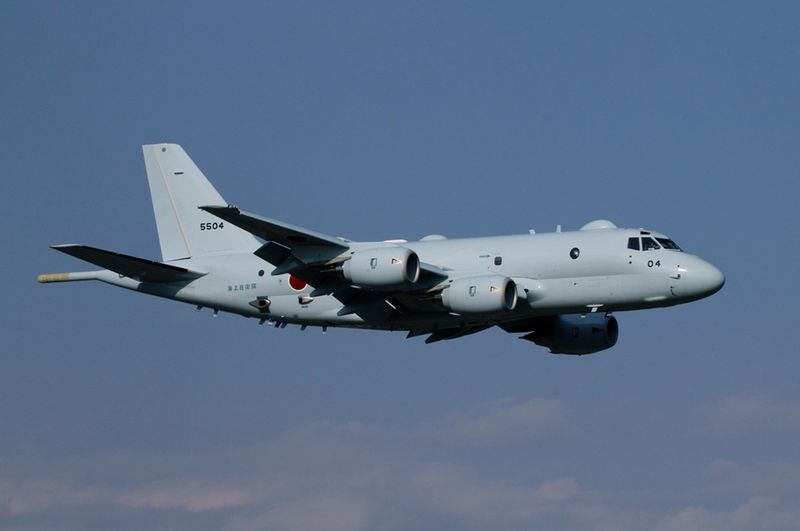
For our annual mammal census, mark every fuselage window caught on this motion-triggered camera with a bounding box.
[642,237,661,251]
[656,238,682,251]
[627,237,640,251]
[494,256,503,266]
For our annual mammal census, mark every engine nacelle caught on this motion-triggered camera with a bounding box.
[342,246,420,290]
[441,276,518,314]
[522,314,619,355]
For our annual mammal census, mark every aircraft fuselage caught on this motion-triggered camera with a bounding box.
[86,226,723,331]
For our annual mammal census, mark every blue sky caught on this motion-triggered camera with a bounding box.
[2,1,799,529]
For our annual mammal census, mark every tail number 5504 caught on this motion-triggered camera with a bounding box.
[200,222,224,231]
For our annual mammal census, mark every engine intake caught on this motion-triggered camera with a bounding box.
[343,246,420,290]
[441,276,518,314]
[522,314,618,355]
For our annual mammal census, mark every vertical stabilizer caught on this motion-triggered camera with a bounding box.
[142,143,259,261]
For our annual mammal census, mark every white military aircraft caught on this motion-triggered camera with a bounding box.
[39,144,724,354]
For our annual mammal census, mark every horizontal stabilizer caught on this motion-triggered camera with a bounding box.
[51,244,206,283]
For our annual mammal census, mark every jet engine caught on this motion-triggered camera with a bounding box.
[522,314,618,355]
[441,276,518,314]
[342,246,420,289]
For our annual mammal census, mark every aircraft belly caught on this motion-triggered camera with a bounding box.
[622,274,672,305]
[252,294,362,324]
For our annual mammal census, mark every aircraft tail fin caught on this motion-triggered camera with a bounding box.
[142,143,259,261]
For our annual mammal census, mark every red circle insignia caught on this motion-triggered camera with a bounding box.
[288,275,307,291]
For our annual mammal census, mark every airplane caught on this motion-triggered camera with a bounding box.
[38,144,725,354]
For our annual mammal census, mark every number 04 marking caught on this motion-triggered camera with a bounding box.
[648,260,661,268]
[200,222,224,231]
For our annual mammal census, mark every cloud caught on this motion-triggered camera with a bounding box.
[3,401,800,531]
[698,394,800,434]
[701,460,800,498]
[409,462,580,524]
[115,481,249,511]
[0,399,581,531]
[223,495,373,531]
[0,479,102,515]
[652,460,800,531]
[419,398,572,446]
[654,505,727,531]
[653,496,800,531]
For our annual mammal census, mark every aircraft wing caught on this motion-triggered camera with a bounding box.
[201,205,393,314]
[201,205,447,324]
[199,206,349,251]
[51,244,206,283]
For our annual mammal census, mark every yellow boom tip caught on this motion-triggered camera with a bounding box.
[38,273,71,283]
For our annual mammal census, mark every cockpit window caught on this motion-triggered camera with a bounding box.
[656,238,682,251]
[627,237,640,251]
[641,237,661,251]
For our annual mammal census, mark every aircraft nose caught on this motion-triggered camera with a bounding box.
[681,257,725,299]
[697,260,725,295]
